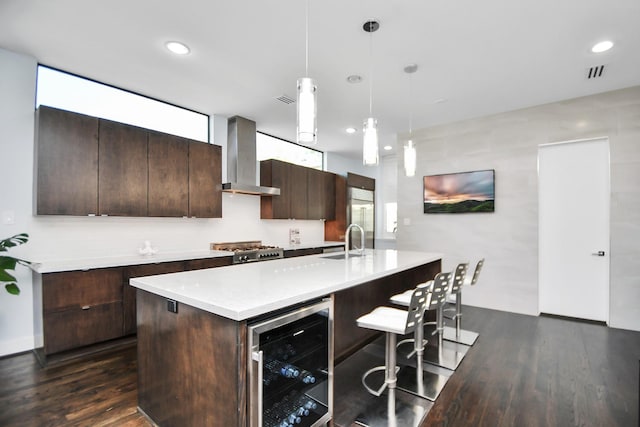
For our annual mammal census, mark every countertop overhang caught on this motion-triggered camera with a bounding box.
[130,249,443,321]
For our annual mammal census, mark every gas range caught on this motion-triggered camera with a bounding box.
[211,241,284,264]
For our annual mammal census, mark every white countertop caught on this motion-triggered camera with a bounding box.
[26,242,345,273]
[130,249,442,321]
[27,249,234,273]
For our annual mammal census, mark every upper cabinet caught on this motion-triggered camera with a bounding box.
[35,106,221,218]
[98,119,149,216]
[147,131,189,217]
[260,159,336,220]
[188,142,222,218]
[36,106,99,216]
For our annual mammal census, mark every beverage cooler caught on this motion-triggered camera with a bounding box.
[248,299,333,427]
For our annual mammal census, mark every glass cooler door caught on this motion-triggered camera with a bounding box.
[248,299,333,427]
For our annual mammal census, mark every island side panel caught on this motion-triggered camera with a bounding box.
[332,260,441,363]
[136,289,247,427]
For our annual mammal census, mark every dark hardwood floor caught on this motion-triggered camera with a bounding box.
[0,306,638,426]
[424,306,640,427]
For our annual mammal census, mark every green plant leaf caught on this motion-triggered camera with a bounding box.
[0,270,17,283]
[0,233,29,251]
[5,283,20,295]
[0,256,18,270]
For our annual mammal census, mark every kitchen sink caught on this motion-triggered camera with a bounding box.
[322,252,363,260]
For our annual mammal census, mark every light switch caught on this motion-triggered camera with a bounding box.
[2,210,15,225]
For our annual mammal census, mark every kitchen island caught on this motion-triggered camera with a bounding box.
[131,249,442,426]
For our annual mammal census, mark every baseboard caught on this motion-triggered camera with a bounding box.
[0,335,35,357]
[539,312,607,326]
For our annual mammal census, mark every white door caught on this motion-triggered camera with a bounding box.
[538,137,610,322]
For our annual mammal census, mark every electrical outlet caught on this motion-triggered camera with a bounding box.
[2,210,15,225]
[167,299,178,313]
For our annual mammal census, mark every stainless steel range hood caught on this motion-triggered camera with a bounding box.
[222,116,280,196]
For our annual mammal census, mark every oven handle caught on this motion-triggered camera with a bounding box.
[252,350,263,427]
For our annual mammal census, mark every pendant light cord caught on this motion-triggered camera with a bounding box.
[305,0,309,76]
[409,71,413,137]
[368,22,373,116]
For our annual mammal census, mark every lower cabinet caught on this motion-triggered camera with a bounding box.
[42,268,124,355]
[37,256,233,360]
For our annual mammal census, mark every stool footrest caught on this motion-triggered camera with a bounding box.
[361,365,400,397]
[397,338,428,358]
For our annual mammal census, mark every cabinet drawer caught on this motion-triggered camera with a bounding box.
[43,302,124,354]
[43,268,123,313]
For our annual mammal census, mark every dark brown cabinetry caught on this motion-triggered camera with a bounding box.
[289,163,308,219]
[36,255,233,361]
[35,106,99,215]
[35,106,222,218]
[260,159,336,220]
[324,174,347,242]
[308,167,336,220]
[260,159,290,219]
[148,132,189,217]
[98,119,149,216]
[42,268,124,354]
[189,142,222,218]
[123,261,186,336]
[123,257,232,335]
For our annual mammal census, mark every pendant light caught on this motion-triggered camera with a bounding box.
[362,20,379,166]
[403,64,418,177]
[297,0,317,145]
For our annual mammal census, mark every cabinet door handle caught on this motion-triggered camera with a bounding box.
[81,305,91,310]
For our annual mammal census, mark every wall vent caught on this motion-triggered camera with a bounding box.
[276,94,295,105]
[587,65,605,79]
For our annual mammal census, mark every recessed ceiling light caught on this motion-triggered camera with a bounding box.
[346,127,357,134]
[591,41,613,53]
[165,41,190,55]
[383,145,392,151]
[346,75,362,84]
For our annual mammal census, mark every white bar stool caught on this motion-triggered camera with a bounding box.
[416,263,468,371]
[389,272,453,401]
[443,259,484,346]
[356,285,430,397]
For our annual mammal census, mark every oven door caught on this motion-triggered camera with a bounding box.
[248,298,333,427]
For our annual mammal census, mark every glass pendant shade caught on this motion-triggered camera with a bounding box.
[297,77,317,145]
[404,140,416,177]
[362,117,379,165]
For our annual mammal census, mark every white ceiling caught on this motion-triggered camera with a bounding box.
[1,0,639,160]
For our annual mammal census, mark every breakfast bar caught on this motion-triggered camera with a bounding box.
[130,249,441,426]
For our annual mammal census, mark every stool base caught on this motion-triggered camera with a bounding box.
[395,361,449,401]
[354,388,430,427]
[422,341,466,371]
[443,326,479,346]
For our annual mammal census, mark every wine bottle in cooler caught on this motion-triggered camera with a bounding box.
[265,359,300,379]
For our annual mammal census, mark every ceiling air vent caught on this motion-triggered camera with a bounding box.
[276,94,295,105]
[587,65,605,79]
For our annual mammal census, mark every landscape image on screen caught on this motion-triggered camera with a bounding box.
[423,169,495,213]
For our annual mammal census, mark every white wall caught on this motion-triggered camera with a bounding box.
[396,86,640,331]
[0,48,38,355]
[0,48,351,356]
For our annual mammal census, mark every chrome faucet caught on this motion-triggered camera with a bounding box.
[345,223,365,258]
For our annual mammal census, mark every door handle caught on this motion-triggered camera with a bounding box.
[591,251,605,256]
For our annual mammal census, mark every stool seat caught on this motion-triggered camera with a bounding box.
[357,306,416,335]
[390,281,433,307]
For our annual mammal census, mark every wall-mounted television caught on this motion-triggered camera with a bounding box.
[423,169,495,213]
